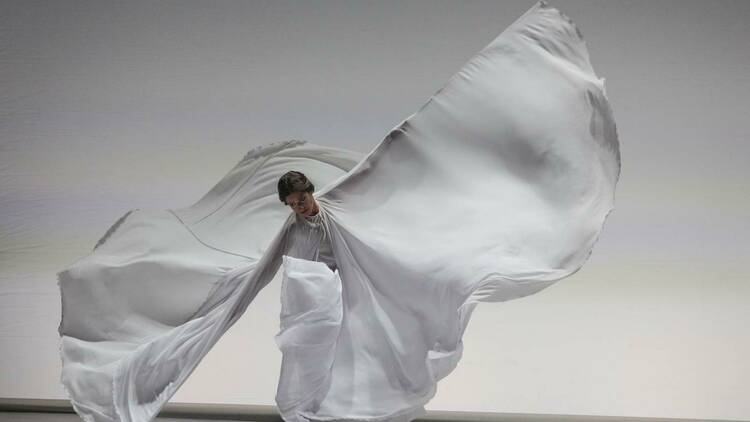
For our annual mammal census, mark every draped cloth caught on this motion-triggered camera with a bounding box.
[57,2,620,421]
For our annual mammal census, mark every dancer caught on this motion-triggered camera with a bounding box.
[277,171,337,272]
[279,171,320,219]
[57,2,620,422]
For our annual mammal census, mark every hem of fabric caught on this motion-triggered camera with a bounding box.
[294,337,442,422]
[298,404,427,422]
[240,139,307,164]
[57,269,103,422]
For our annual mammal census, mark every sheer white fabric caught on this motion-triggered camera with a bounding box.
[275,256,342,421]
[57,2,620,421]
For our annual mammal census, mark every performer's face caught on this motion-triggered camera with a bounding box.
[285,191,318,218]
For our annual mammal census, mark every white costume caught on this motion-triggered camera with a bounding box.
[292,212,338,272]
[57,2,620,421]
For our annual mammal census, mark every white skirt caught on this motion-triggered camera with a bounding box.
[276,256,343,422]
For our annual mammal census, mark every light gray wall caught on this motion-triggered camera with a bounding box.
[1,0,748,420]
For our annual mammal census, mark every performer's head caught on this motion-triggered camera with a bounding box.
[278,171,319,218]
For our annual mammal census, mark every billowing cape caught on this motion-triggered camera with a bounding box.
[57,2,620,421]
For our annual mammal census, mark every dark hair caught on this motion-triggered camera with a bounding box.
[277,171,315,203]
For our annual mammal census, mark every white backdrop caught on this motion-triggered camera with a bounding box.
[1,1,749,420]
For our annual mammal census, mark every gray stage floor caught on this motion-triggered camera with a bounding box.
[0,414,256,422]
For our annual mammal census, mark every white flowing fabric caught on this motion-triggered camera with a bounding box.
[57,2,620,422]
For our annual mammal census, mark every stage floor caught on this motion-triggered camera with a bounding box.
[0,414,256,422]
